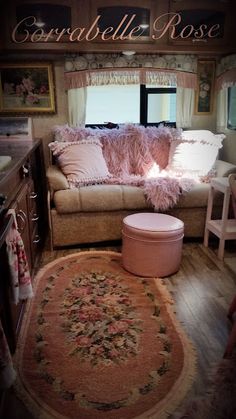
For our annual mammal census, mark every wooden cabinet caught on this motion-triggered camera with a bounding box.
[14,181,32,271]
[90,0,157,41]
[167,0,234,50]
[7,145,46,274]
[2,0,81,46]
[0,139,47,351]
[28,180,41,268]
[3,0,235,53]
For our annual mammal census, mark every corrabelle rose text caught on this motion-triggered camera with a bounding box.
[12,12,221,43]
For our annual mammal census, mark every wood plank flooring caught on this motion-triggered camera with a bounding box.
[1,240,236,418]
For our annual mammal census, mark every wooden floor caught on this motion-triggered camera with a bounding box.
[1,239,236,418]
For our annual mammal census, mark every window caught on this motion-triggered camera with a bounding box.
[140,85,176,126]
[227,86,236,130]
[85,84,176,127]
[85,85,140,125]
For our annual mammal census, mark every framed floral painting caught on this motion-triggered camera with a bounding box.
[195,60,215,114]
[0,63,55,114]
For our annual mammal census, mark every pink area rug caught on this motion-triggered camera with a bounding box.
[15,251,196,419]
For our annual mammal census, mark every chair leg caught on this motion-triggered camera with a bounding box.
[223,321,236,358]
[227,295,236,321]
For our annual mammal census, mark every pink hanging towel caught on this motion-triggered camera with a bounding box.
[5,210,33,305]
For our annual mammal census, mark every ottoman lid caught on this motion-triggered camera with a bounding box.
[123,213,184,233]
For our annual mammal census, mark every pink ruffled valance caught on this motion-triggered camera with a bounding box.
[64,68,197,90]
[216,68,236,91]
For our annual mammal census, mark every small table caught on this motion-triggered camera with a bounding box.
[204,177,236,260]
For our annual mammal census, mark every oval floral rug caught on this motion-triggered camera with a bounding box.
[15,251,196,419]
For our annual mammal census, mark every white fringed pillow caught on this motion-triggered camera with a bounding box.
[49,137,111,187]
[167,130,225,178]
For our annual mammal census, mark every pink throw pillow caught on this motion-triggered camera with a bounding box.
[49,138,111,187]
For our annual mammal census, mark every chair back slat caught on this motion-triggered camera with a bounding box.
[229,174,236,218]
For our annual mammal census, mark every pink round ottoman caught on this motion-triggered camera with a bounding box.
[122,213,184,277]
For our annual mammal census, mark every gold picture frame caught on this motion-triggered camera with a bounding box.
[195,60,215,115]
[0,63,55,114]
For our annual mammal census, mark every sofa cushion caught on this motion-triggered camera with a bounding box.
[49,138,111,187]
[53,185,151,214]
[177,183,209,208]
[53,182,224,214]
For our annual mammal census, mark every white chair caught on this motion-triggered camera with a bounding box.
[229,173,236,218]
[223,174,236,358]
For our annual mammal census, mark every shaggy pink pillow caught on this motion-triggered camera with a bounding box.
[53,124,93,142]
[49,138,111,187]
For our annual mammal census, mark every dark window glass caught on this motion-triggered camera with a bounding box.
[16,3,71,33]
[140,85,176,127]
[97,6,150,36]
[228,87,236,130]
[175,10,225,38]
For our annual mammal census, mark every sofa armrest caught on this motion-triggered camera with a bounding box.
[215,160,236,177]
[46,165,69,194]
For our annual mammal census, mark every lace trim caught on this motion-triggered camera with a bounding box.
[68,174,112,188]
[49,137,102,156]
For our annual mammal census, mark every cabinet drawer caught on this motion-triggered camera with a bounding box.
[28,180,38,212]
[31,226,41,266]
[10,300,26,339]
[15,182,32,273]
[29,209,40,231]
[0,139,46,355]
[29,201,41,266]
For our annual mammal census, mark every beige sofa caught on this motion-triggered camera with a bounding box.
[47,159,236,248]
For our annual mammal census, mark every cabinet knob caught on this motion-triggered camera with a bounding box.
[22,164,29,178]
[31,214,39,222]
[33,235,40,244]
[30,192,37,199]
[0,194,7,207]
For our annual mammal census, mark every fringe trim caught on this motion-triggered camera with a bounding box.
[68,174,112,188]
[65,68,197,90]
[13,251,197,419]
